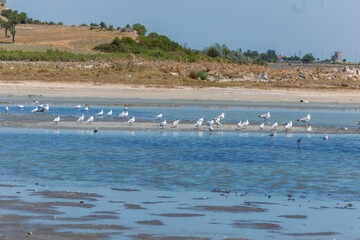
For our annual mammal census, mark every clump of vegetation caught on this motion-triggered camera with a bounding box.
[0,49,103,61]
[188,70,208,80]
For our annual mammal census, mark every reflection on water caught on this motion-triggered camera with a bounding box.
[0,128,359,201]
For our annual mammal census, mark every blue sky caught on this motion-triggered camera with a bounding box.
[8,0,360,61]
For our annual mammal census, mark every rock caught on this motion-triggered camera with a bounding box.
[299,71,306,79]
[169,72,179,76]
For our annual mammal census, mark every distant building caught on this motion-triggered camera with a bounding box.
[277,56,287,62]
[334,51,342,63]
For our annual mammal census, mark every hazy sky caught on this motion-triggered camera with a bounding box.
[8,0,360,61]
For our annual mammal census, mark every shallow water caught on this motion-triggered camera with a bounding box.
[2,104,360,127]
[0,128,359,201]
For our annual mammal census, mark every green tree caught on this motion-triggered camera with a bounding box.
[343,58,346,63]
[99,21,107,29]
[132,23,147,36]
[205,46,220,58]
[8,14,20,42]
[301,53,315,63]
[126,24,131,29]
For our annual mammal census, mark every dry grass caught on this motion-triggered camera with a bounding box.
[0,24,137,51]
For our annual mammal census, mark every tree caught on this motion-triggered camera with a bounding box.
[343,59,346,63]
[8,13,20,42]
[206,46,220,58]
[99,21,107,29]
[126,24,131,29]
[301,53,315,63]
[132,23,147,36]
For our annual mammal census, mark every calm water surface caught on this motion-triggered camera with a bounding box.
[0,128,359,201]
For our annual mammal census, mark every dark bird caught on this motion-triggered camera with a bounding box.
[93,128,98,139]
[297,138,302,149]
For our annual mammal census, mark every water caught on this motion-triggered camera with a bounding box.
[1,128,359,201]
[2,104,360,127]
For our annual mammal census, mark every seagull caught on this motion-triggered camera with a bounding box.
[357,121,360,125]
[31,106,38,113]
[172,119,180,128]
[5,106,9,113]
[237,121,242,129]
[106,110,113,117]
[271,122,278,129]
[323,134,328,140]
[53,116,60,124]
[37,104,49,114]
[160,119,166,129]
[119,111,129,118]
[214,118,221,128]
[123,104,128,111]
[28,94,42,104]
[84,105,89,111]
[300,99,309,103]
[307,125,312,133]
[260,122,264,131]
[77,114,85,122]
[242,120,249,129]
[285,121,293,131]
[17,105,24,110]
[297,114,311,125]
[217,113,225,121]
[128,116,135,125]
[258,112,270,121]
[76,105,81,109]
[96,109,104,116]
[206,119,214,126]
[155,113,163,119]
[86,116,94,124]
[194,121,202,128]
[209,125,214,132]
[197,117,204,124]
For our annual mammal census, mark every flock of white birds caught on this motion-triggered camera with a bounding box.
[4,102,334,140]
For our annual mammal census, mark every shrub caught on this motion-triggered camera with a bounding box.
[196,70,208,80]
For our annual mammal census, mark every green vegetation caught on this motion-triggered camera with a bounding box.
[301,53,315,63]
[0,49,103,61]
[132,23,147,36]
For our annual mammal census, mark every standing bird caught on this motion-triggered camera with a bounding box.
[214,118,221,128]
[258,112,271,121]
[271,122,278,130]
[77,114,85,122]
[119,111,128,118]
[155,113,163,119]
[53,116,60,124]
[84,104,89,111]
[217,113,225,121]
[357,121,360,125]
[237,121,242,129]
[285,121,293,131]
[17,105,24,110]
[31,106,38,113]
[194,121,202,129]
[269,132,276,142]
[93,128,98,139]
[307,125,312,133]
[297,138,302,149]
[123,104,128,111]
[297,114,311,125]
[106,110,113,117]
[86,116,94,124]
[76,105,81,109]
[260,122,264,131]
[209,125,214,132]
[37,104,50,114]
[323,134,328,140]
[197,117,204,124]
[5,106,9,113]
[207,119,214,126]
[242,120,249,129]
[160,119,167,129]
[128,116,135,125]
[96,109,104,116]
[172,119,180,128]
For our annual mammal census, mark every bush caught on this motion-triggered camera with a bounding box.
[188,70,208,80]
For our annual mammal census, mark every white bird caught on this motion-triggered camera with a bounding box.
[258,112,270,120]
[260,122,264,131]
[307,125,312,133]
[323,134,328,140]
[285,121,293,131]
[17,105,24,110]
[107,110,113,117]
[217,113,225,120]
[172,119,180,128]
[123,104,128,111]
[53,116,60,124]
[214,118,221,128]
[206,119,214,126]
[76,105,81,109]
[155,113,163,119]
[96,109,104,116]
[37,104,49,114]
[209,125,214,132]
[31,106,38,113]
[86,116,94,124]
[297,114,311,125]
[197,117,204,124]
[77,114,85,122]
[237,121,242,128]
[5,106,9,112]
[271,122,278,129]
[194,121,202,128]
[119,111,129,118]
[128,116,135,125]
[242,120,249,129]
[84,105,89,111]
[160,119,167,129]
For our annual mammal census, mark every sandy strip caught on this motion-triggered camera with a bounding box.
[1,81,360,106]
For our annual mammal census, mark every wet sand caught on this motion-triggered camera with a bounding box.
[0,113,358,134]
[0,184,358,240]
